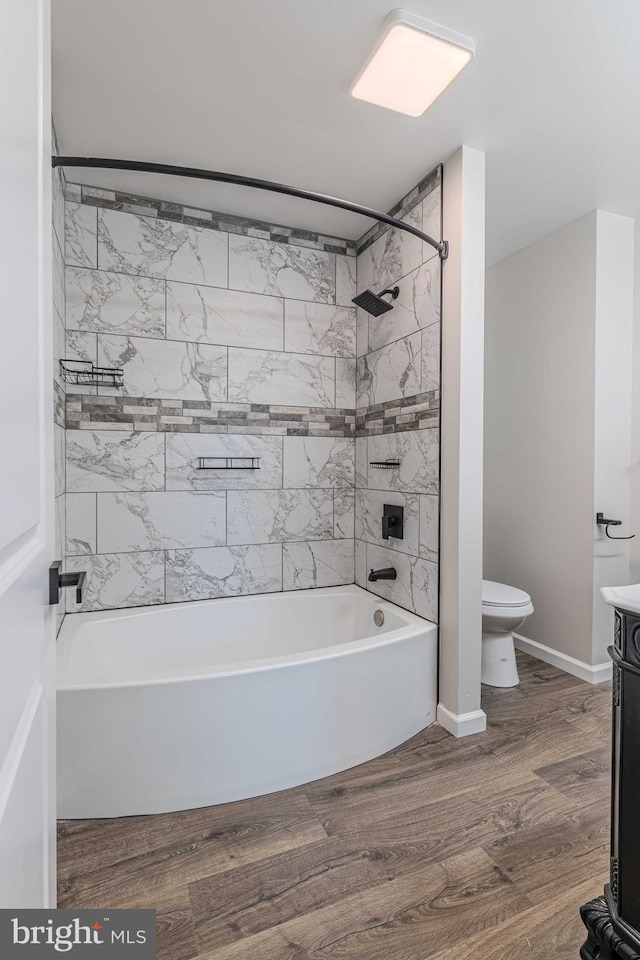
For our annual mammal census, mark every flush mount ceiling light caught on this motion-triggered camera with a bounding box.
[350,9,474,117]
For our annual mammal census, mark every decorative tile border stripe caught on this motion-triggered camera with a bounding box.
[65,394,357,437]
[64,393,440,437]
[54,379,65,427]
[356,166,441,256]
[356,391,440,437]
[64,182,356,257]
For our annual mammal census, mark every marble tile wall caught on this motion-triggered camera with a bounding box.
[61,196,358,611]
[61,204,358,413]
[64,430,355,611]
[355,170,442,623]
[356,166,441,255]
[66,395,356,437]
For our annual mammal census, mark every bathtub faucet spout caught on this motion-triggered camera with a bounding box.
[368,567,397,582]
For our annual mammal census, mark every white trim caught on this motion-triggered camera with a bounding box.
[437,703,487,738]
[513,633,612,684]
[0,532,44,599]
[0,679,43,822]
[439,146,486,728]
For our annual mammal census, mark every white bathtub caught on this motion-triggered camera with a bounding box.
[57,585,437,818]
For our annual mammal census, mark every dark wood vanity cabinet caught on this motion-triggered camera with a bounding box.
[580,607,640,959]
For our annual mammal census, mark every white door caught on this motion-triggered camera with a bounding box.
[0,0,56,906]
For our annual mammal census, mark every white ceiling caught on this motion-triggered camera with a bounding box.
[52,0,640,265]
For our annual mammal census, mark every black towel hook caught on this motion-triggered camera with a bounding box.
[596,513,635,540]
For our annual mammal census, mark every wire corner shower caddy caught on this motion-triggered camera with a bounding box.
[59,359,124,388]
[51,157,448,262]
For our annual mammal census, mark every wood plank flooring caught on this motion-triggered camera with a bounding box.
[57,653,612,959]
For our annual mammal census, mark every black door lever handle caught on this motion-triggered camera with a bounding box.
[49,561,87,604]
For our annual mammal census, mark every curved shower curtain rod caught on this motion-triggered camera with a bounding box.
[51,157,448,261]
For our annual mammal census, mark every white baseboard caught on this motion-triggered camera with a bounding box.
[513,633,612,684]
[437,703,487,738]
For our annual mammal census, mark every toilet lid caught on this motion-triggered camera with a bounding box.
[482,579,531,607]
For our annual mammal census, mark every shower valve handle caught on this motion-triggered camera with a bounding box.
[381,515,395,539]
[382,503,404,540]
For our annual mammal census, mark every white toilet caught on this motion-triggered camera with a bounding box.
[481,580,534,687]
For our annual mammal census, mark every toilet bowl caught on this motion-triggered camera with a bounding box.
[482,580,534,687]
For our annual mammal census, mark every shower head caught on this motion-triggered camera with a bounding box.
[352,286,399,317]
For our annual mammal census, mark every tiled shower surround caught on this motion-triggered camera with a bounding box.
[354,170,441,622]
[56,168,441,619]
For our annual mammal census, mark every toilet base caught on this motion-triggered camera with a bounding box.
[482,630,520,687]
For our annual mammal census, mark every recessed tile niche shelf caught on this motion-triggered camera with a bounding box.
[60,359,124,388]
[197,457,261,471]
[369,460,401,469]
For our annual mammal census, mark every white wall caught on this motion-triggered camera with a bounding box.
[484,211,633,678]
[629,219,640,584]
[439,146,487,736]
[592,212,634,664]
